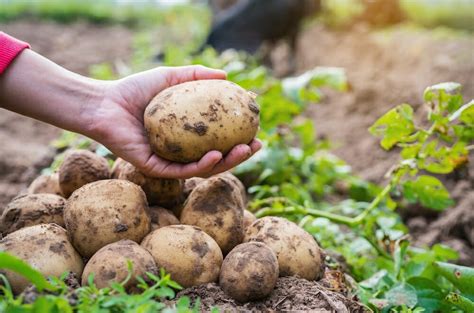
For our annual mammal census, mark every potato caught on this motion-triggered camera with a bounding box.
[219,242,278,302]
[0,223,83,294]
[118,161,183,207]
[218,172,247,204]
[149,206,180,231]
[144,80,259,163]
[180,176,244,254]
[59,150,110,198]
[141,225,222,288]
[244,216,322,280]
[27,173,63,196]
[243,210,257,230]
[0,193,66,235]
[111,158,127,179]
[64,179,151,258]
[82,240,157,292]
[183,177,205,198]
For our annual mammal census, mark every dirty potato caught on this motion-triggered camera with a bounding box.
[180,176,245,254]
[149,206,180,231]
[218,172,247,204]
[219,242,278,302]
[0,194,66,235]
[244,216,323,280]
[243,210,257,230]
[118,161,183,207]
[82,240,157,292]
[111,158,127,179]
[58,150,110,198]
[64,180,151,258]
[27,173,63,196]
[0,223,83,294]
[144,80,260,163]
[141,225,223,288]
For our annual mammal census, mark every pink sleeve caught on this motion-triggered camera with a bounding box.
[0,32,30,74]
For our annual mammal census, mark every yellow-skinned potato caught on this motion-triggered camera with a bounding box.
[141,225,223,288]
[183,177,205,199]
[180,176,245,254]
[0,223,83,294]
[218,172,247,204]
[82,240,157,292]
[243,210,257,230]
[111,158,127,179]
[59,150,110,198]
[219,242,278,302]
[144,80,259,163]
[64,180,151,258]
[27,173,63,197]
[0,193,66,235]
[244,216,323,280]
[149,206,180,231]
[117,161,183,207]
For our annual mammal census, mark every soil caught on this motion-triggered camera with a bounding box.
[174,276,366,312]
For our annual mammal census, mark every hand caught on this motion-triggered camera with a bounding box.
[89,65,262,179]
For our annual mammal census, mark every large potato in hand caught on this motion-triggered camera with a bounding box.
[244,216,323,280]
[0,224,83,294]
[0,194,66,235]
[59,150,110,198]
[180,176,245,254]
[144,80,259,163]
[64,180,151,258]
[141,225,223,288]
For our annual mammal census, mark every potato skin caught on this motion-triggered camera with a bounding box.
[82,240,157,292]
[183,177,205,199]
[180,176,244,254]
[28,173,63,196]
[0,223,83,294]
[59,150,110,198]
[243,210,257,230]
[0,193,66,235]
[149,206,180,231]
[244,216,322,280]
[111,158,127,179]
[219,242,278,302]
[218,172,247,204]
[118,161,183,207]
[144,80,260,163]
[64,180,151,258]
[141,225,223,288]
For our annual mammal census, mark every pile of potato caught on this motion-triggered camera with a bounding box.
[0,81,323,302]
[0,149,323,301]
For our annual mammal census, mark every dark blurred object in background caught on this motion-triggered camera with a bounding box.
[202,0,321,73]
[357,0,405,26]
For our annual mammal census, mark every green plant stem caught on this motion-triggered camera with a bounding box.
[362,234,392,260]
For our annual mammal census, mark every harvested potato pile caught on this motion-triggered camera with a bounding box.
[0,223,83,294]
[59,150,110,198]
[1,141,327,304]
[144,80,259,163]
[27,173,63,196]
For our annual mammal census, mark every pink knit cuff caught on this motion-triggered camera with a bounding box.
[0,32,30,74]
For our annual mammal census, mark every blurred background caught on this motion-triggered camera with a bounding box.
[0,0,473,262]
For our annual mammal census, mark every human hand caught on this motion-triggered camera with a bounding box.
[88,65,262,179]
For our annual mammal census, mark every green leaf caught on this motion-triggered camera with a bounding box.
[407,277,445,313]
[434,261,474,299]
[0,252,54,292]
[369,104,415,150]
[445,292,474,312]
[423,82,461,102]
[459,100,474,125]
[385,283,418,308]
[402,175,453,211]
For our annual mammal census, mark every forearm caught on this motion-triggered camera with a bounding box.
[0,49,107,137]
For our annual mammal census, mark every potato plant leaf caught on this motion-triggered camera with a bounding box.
[445,292,474,312]
[407,277,446,313]
[385,283,418,308]
[434,261,474,299]
[402,175,453,211]
[423,82,461,102]
[369,104,415,150]
[0,252,54,292]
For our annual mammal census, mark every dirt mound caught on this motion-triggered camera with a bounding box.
[176,276,366,312]
[0,20,133,208]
